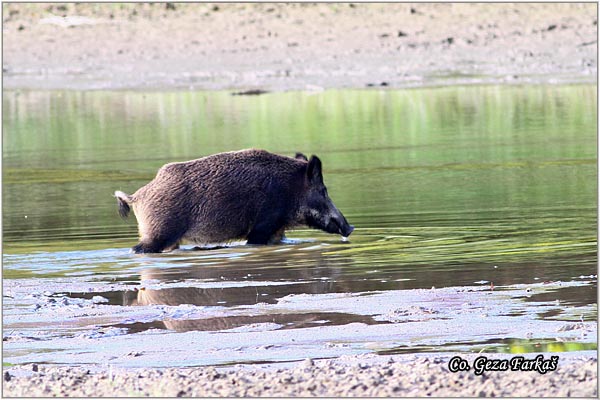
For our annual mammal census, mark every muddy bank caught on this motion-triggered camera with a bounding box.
[3,270,596,368]
[2,3,597,91]
[3,265,597,396]
[3,353,597,397]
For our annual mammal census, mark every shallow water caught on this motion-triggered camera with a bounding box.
[3,85,597,367]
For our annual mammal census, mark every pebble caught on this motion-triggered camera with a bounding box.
[301,358,314,368]
[91,296,109,304]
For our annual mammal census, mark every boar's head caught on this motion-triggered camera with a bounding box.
[301,155,354,238]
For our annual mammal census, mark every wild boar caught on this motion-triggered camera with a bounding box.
[115,149,354,253]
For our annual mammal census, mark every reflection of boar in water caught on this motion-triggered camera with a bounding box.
[115,149,354,253]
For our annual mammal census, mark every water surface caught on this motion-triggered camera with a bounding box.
[3,85,597,367]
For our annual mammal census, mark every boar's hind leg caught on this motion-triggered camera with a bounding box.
[132,216,188,253]
[132,241,162,254]
[132,233,182,254]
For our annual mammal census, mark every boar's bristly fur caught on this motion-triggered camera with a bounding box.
[114,149,354,253]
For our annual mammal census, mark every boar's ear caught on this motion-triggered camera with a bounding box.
[306,155,323,184]
[295,153,308,162]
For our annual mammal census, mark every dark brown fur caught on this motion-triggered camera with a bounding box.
[115,149,353,253]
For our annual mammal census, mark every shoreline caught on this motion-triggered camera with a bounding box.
[3,352,597,397]
[3,3,597,91]
[3,75,597,94]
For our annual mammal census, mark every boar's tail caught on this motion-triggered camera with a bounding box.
[114,191,132,219]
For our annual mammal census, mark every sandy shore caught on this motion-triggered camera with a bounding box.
[3,276,597,397]
[2,3,597,91]
[3,353,597,397]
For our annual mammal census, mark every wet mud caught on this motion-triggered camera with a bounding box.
[3,245,596,369]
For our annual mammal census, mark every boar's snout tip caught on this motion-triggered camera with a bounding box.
[342,224,355,237]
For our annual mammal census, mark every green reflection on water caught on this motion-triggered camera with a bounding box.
[2,86,597,273]
[483,339,598,354]
[376,338,597,355]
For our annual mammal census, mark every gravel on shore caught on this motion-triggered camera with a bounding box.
[3,354,597,397]
[2,3,597,91]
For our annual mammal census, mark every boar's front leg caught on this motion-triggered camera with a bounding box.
[246,223,286,245]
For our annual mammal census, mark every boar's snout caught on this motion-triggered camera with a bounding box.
[342,224,355,237]
[304,154,354,239]
[327,211,354,238]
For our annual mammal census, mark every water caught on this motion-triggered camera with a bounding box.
[3,85,597,368]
